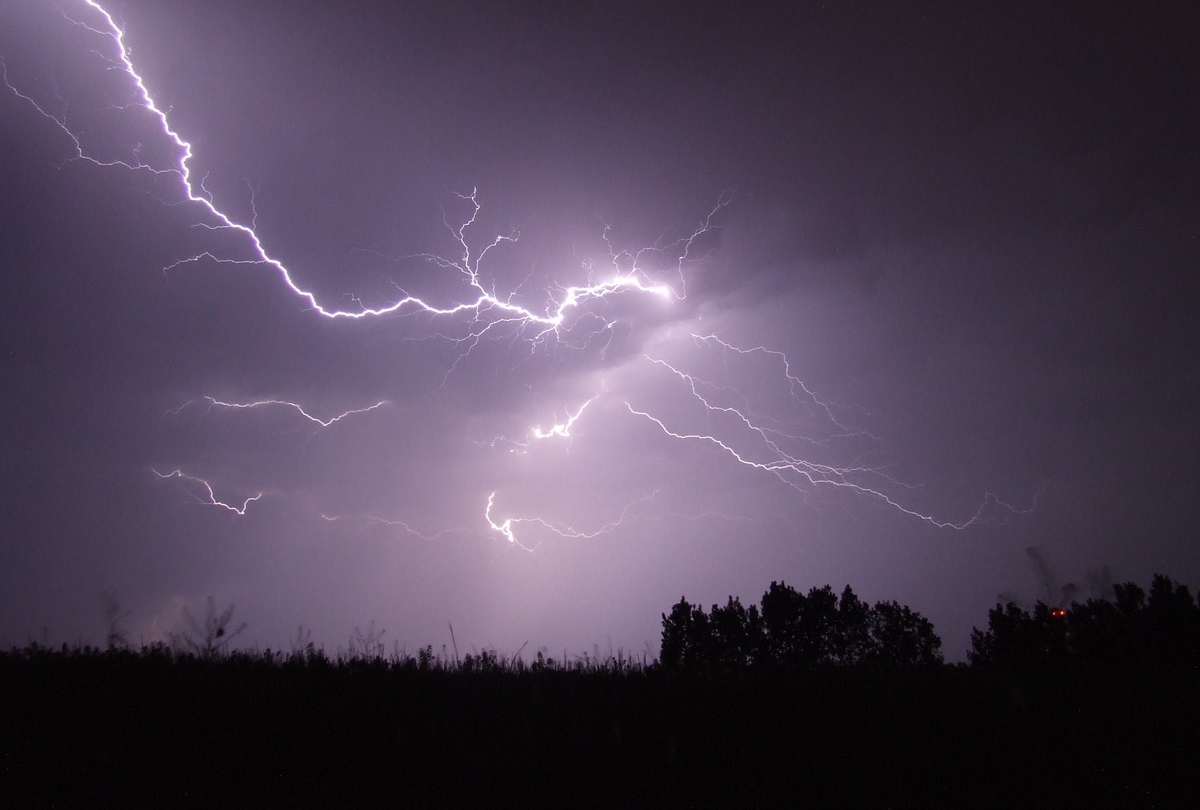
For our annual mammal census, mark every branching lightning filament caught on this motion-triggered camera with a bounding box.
[625,353,1027,530]
[2,0,721,348]
[172,396,388,428]
[152,469,263,516]
[485,490,657,551]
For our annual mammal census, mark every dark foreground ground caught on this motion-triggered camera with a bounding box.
[2,649,1197,808]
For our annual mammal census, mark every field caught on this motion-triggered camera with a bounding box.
[3,645,1197,807]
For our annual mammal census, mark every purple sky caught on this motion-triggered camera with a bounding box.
[1,0,1197,659]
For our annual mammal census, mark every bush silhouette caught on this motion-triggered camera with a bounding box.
[169,596,247,658]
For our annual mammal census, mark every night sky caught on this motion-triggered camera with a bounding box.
[1,0,1196,659]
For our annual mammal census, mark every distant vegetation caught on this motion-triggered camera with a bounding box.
[970,573,1200,669]
[73,572,1200,671]
[660,573,1200,673]
[660,582,942,672]
[2,574,1198,806]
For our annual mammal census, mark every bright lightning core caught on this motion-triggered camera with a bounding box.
[530,397,596,441]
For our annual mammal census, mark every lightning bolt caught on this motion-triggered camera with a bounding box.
[2,0,707,352]
[6,2,1035,542]
[174,396,388,428]
[625,352,1026,530]
[530,396,597,440]
[690,333,876,442]
[485,490,657,551]
[152,468,263,516]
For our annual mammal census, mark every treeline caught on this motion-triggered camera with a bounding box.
[660,573,1200,672]
[660,582,941,671]
[15,573,1200,669]
[4,574,1199,806]
[970,573,1200,668]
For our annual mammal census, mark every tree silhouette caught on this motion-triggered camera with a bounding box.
[835,585,873,665]
[660,597,693,670]
[757,580,799,665]
[662,582,942,671]
[868,600,943,668]
[969,573,1199,668]
[710,596,757,669]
